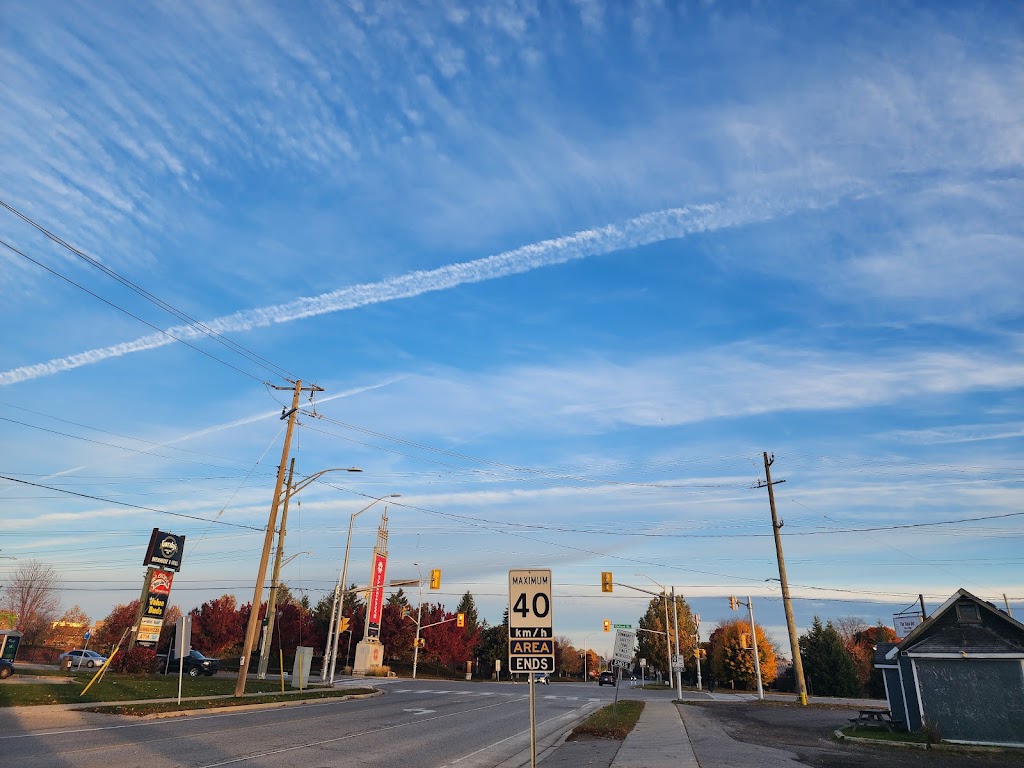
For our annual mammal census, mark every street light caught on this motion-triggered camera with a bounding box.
[581,633,593,681]
[412,562,424,679]
[322,493,401,683]
[257,463,362,680]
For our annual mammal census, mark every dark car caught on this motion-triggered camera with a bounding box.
[159,649,221,677]
[598,670,616,686]
[0,659,13,679]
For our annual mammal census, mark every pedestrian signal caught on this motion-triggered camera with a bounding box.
[457,612,465,628]
[430,569,442,589]
[603,619,611,632]
[601,571,613,593]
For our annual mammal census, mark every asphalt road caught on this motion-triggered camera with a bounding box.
[0,678,614,768]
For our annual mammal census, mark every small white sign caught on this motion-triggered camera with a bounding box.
[894,614,922,638]
[613,628,636,666]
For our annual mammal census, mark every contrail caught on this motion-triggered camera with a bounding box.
[1,198,790,386]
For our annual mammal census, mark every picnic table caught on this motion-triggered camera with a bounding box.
[849,709,903,731]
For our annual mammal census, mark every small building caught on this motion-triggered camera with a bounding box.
[875,588,1024,746]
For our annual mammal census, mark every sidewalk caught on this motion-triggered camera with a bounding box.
[611,699,698,768]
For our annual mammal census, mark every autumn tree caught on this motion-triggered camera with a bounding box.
[851,624,898,697]
[381,590,415,663]
[190,594,246,657]
[473,610,508,679]
[94,601,140,652]
[707,619,778,691]
[799,617,859,697]
[636,593,695,679]
[555,636,581,677]
[1,560,61,645]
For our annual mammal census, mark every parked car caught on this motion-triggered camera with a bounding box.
[0,659,13,679]
[58,649,108,669]
[533,672,550,685]
[157,649,221,677]
[598,670,616,686]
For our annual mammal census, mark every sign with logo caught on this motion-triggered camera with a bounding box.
[366,551,388,640]
[508,569,554,673]
[143,528,185,572]
[0,610,17,631]
[894,613,923,638]
[144,569,174,620]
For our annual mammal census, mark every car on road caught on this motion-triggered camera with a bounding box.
[598,670,616,686]
[158,649,221,676]
[0,659,13,679]
[533,672,550,685]
[58,649,108,669]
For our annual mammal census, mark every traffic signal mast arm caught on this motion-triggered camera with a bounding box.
[419,615,461,631]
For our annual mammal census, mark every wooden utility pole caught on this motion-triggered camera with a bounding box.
[257,457,296,679]
[761,451,808,706]
[234,380,320,697]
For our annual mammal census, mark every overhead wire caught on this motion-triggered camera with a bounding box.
[0,198,300,384]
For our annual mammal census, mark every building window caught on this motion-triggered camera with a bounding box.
[955,603,981,623]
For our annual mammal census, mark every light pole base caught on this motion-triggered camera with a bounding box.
[353,639,385,675]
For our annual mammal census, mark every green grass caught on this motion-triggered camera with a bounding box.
[81,686,377,716]
[0,673,293,707]
[568,700,645,740]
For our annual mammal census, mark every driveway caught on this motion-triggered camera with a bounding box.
[680,701,1024,768]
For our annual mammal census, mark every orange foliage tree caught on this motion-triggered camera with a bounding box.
[708,618,778,691]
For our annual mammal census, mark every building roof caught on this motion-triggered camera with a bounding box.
[887,589,1024,660]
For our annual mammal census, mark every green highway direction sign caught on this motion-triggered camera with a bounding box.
[508,568,554,673]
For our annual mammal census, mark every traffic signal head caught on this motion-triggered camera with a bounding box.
[338,617,350,633]
[601,571,613,593]
[740,633,749,649]
[729,595,738,610]
[457,612,465,628]
[430,569,441,590]
[603,619,611,632]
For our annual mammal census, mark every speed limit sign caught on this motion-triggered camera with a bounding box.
[508,569,554,673]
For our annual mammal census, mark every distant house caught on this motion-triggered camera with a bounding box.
[875,588,1024,746]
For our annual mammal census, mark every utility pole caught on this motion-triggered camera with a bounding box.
[671,586,682,700]
[761,451,808,706]
[257,457,296,679]
[234,380,320,697]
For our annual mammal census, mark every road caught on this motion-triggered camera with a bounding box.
[0,678,615,768]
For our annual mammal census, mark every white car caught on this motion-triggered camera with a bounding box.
[58,649,108,669]
[533,672,550,685]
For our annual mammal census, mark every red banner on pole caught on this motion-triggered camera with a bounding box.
[366,552,388,640]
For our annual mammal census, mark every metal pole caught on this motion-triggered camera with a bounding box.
[413,564,423,679]
[747,596,764,700]
[764,451,807,706]
[529,672,537,768]
[695,622,702,691]
[323,494,398,683]
[671,586,682,700]
[662,592,672,685]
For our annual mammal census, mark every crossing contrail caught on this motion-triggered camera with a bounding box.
[1,197,797,386]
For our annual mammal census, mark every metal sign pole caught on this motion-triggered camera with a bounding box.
[529,672,537,768]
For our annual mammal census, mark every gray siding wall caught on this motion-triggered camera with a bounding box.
[915,658,1024,744]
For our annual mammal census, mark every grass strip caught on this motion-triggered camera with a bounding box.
[0,674,292,707]
[841,725,928,743]
[568,700,645,741]
[81,687,377,716]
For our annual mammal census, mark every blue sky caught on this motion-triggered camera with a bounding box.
[1,1,1022,659]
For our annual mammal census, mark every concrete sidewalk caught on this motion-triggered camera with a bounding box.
[609,699,698,768]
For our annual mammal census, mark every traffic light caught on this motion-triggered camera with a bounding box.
[729,595,738,610]
[338,617,350,633]
[430,569,442,589]
[401,606,410,620]
[603,619,611,632]
[601,571,613,593]
[415,638,426,649]
[740,633,749,650]
[457,613,465,628]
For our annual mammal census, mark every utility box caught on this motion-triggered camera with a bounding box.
[291,646,313,689]
[60,656,74,671]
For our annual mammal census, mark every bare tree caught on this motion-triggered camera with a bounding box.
[0,560,62,645]
[833,616,868,649]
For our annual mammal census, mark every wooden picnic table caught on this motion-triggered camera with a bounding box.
[849,709,903,731]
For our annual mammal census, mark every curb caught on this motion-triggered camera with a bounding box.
[832,729,928,749]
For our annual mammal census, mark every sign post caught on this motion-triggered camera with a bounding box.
[612,628,635,714]
[509,569,553,768]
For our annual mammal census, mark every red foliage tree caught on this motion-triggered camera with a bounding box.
[190,595,246,657]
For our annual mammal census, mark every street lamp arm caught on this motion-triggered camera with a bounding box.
[290,467,362,495]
